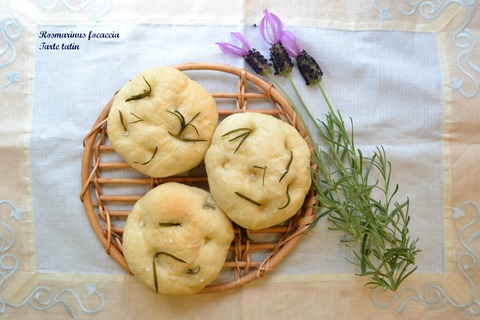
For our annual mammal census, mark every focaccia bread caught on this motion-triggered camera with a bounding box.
[205,112,312,230]
[107,66,218,177]
[123,182,234,295]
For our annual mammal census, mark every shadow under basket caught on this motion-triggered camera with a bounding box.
[80,62,318,293]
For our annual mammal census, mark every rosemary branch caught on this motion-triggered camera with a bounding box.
[267,73,420,292]
[314,84,420,291]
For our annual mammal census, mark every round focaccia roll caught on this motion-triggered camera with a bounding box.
[205,112,312,230]
[107,66,218,178]
[123,182,234,295]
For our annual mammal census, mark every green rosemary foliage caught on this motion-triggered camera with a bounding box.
[265,71,420,291]
[308,84,421,291]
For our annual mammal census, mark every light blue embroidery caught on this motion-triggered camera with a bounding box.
[373,200,480,316]
[0,200,105,319]
[372,2,393,21]
[38,0,112,22]
[0,200,22,222]
[372,0,479,98]
[3,284,105,319]
[0,0,22,89]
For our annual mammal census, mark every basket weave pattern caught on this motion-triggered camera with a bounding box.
[80,62,317,293]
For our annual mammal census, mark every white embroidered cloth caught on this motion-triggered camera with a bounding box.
[1,1,479,319]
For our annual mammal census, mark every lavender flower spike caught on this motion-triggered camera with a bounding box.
[280,31,323,85]
[259,9,284,45]
[216,32,251,57]
[269,42,293,76]
[216,32,271,75]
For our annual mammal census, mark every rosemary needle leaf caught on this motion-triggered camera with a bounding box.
[153,258,158,294]
[155,251,187,264]
[129,112,144,124]
[222,128,253,153]
[159,222,181,227]
[126,76,152,102]
[167,110,205,143]
[135,146,158,165]
[234,191,262,206]
[118,110,127,132]
[187,266,201,275]
[278,186,291,210]
[279,150,293,182]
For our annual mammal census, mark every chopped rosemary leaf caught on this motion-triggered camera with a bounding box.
[134,146,158,165]
[152,251,187,294]
[187,266,201,275]
[203,197,216,210]
[169,134,207,143]
[125,76,152,102]
[153,257,158,293]
[129,112,144,124]
[221,127,253,154]
[118,110,127,132]
[253,165,267,186]
[234,191,262,206]
[279,150,293,182]
[158,222,181,227]
[167,110,206,143]
[155,251,187,264]
[278,185,291,210]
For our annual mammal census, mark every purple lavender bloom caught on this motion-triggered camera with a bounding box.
[281,31,323,85]
[216,32,251,57]
[280,31,301,58]
[259,9,293,76]
[216,32,271,75]
[259,9,284,45]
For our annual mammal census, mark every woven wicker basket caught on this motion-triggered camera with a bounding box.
[80,62,318,293]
